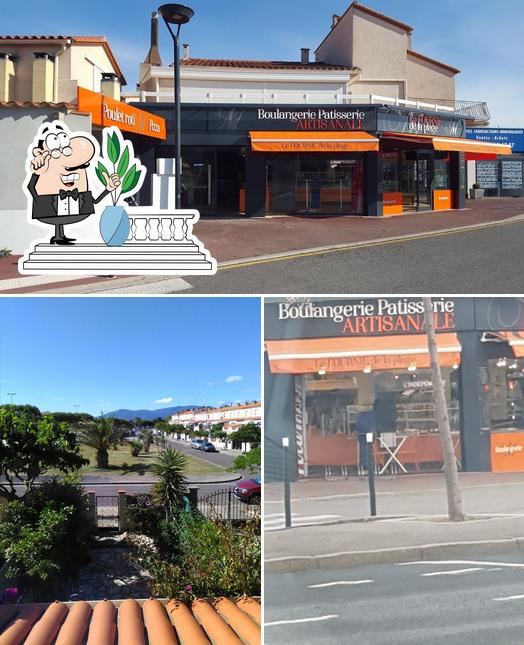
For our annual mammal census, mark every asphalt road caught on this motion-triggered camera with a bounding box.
[166,436,237,469]
[182,220,524,293]
[265,552,524,644]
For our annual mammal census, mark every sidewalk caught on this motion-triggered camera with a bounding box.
[2,197,523,293]
[265,472,524,572]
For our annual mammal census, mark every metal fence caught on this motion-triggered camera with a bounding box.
[197,488,257,522]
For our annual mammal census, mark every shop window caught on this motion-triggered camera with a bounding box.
[266,155,364,215]
[487,357,524,429]
[302,366,460,476]
[381,153,399,192]
[433,154,450,190]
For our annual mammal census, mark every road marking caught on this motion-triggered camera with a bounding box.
[265,513,342,531]
[265,614,339,626]
[421,567,484,577]
[399,560,524,569]
[308,580,374,588]
[214,215,524,272]
[493,594,524,602]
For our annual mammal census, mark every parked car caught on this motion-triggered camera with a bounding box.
[234,475,261,504]
[199,441,219,452]
[191,438,205,449]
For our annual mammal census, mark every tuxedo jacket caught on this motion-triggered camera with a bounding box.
[27,174,109,225]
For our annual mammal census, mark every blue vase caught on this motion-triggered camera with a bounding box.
[99,205,130,246]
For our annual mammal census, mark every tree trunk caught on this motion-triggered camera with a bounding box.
[423,298,465,521]
[97,448,109,469]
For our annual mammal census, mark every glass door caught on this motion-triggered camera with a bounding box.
[181,149,215,213]
[400,151,433,212]
[416,154,432,211]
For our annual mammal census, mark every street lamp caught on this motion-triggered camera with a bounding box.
[158,3,194,209]
[7,392,16,404]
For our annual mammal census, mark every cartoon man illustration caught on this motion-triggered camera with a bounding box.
[27,122,120,245]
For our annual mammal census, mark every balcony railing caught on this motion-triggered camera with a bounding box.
[413,98,490,123]
[122,89,488,119]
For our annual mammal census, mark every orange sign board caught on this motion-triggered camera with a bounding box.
[77,87,166,140]
[433,189,453,211]
[491,432,524,472]
[249,131,379,153]
[383,192,403,215]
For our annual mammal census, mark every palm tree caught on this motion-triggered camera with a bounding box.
[141,429,154,453]
[80,416,122,468]
[151,448,189,519]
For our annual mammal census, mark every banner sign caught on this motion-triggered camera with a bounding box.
[466,128,524,153]
[377,110,465,138]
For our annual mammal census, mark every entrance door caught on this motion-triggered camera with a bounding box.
[182,149,215,213]
[400,151,433,211]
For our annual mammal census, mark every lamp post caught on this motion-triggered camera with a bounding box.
[158,3,194,210]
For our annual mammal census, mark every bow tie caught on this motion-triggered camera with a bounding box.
[59,189,79,200]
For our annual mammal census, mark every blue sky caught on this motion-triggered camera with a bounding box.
[3,0,524,125]
[0,297,261,416]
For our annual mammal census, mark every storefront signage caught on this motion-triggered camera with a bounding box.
[209,106,377,132]
[407,112,442,135]
[294,376,307,477]
[466,128,524,153]
[277,298,455,336]
[491,432,524,472]
[78,87,166,140]
[257,108,367,131]
[377,109,465,138]
[474,298,524,331]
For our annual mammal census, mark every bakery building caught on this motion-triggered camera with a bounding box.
[125,2,510,217]
[264,297,524,481]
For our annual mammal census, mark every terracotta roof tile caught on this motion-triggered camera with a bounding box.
[180,58,353,71]
[0,101,76,110]
[0,598,261,644]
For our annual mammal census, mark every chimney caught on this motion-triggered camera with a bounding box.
[300,48,310,64]
[144,11,163,66]
[32,52,55,102]
[0,53,15,102]
[101,72,121,101]
[332,14,341,28]
[183,43,189,60]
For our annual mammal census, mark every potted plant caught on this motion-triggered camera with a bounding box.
[469,182,485,199]
[96,128,145,246]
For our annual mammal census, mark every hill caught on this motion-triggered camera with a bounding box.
[103,405,200,421]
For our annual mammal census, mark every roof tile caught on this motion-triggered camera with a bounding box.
[180,58,353,71]
[0,598,261,644]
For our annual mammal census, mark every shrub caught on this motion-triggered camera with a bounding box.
[127,509,260,600]
[128,440,142,457]
[0,479,93,601]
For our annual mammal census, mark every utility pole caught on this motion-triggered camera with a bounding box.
[282,437,292,528]
[423,297,464,522]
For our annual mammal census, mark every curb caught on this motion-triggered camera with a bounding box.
[264,537,524,574]
[218,213,524,270]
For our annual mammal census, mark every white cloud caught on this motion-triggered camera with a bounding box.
[155,397,173,404]
[225,375,243,383]
[207,382,214,386]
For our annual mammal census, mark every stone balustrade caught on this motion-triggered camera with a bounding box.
[127,212,196,244]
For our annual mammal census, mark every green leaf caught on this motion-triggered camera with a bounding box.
[116,145,130,178]
[124,169,142,194]
[111,132,121,161]
[121,164,139,194]
[107,134,118,164]
[95,161,109,186]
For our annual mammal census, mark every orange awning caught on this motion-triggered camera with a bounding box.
[250,131,379,152]
[382,132,512,155]
[493,331,524,358]
[266,333,461,374]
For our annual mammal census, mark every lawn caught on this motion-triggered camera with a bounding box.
[73,443,224,476]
